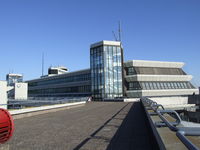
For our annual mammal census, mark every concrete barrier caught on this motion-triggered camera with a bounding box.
[9,101,86,119]
[124,98,139,102]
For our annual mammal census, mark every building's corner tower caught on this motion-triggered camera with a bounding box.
[90,40,124,100]
[6,74,23,86]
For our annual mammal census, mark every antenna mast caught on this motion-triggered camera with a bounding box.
[112,31,118,41]
[118,21,122,42]
[42,52,44,76]
[112,21,122,42]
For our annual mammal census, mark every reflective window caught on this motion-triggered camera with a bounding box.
[28,85,91,97]
[28,72,91,87]
[127,81,195,91]
[153,82,158,89]
[90,44,123,99]
[141,82,146,90]
[157,82,161,89]
[145,82,150,90]
[128,82,141,90]
[149,82,154,89]
[160,82,164,89]
[127,67,136,75]
[183,82,188,88]
[170,82,174,88]
[126,67,186,75]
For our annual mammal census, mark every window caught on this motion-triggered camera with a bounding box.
[167,83,171,89]
[170,82,175,89]
[160,82,164,89]
[163,83,168,89]
[127,67,136,75]
[145,82,150,90]
[156,82,161,89]
[141,82,146,90]
[176,83,181,89]
[153,82,158,89]
[183,82,188,88]
[174,82,178,89]
[133,67,186,75]
[149,82,154,89]
[187,82,192,88]
[90,45,123,99]
[179,82,185,89]
[128,82,141,90]
[133,81,195,91]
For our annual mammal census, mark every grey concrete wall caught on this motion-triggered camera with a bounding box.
[14,83,28,100]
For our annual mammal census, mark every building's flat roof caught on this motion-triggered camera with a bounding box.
[6,102,154,150]
[26,68,90,82]
[124,60,184,68]
[90,40,121,48]
[7,73,23,77]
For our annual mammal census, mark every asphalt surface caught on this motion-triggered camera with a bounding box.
[1,102,153,150]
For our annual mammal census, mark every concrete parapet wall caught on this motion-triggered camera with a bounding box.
[125,75,193,82]
[126,89,199,98]
[124,96,192,108]
[150,96,188,107]
[124,60,184,68]
[9,101,86,119]
[124,98,139,102]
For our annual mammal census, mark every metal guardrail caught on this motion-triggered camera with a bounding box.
[141,97,200,150]
[0,97,90,110]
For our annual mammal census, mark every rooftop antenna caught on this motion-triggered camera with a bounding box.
[112,31,118,41]
[112,21,122,41]
[118,21,122,42]
[42,52,44,76]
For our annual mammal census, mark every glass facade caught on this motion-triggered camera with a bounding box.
[128,81,195,90]
[28,85,91,97]
[26,40,197,99]
[90,42,123,99]
[126,67,186,75]
[28,70,91,97]
[6,74,23,86]
[28,73,90,87]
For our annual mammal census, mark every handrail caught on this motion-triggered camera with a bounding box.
[141,97,200,150]
[156,110,180,131]
[0,97,89,110]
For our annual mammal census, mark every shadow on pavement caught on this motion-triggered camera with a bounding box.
[73,103,130,150]
[106,102,158,150]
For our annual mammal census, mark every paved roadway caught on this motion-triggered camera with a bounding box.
[2,102,154,150]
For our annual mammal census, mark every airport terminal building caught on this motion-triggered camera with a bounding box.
[27,40,199,100]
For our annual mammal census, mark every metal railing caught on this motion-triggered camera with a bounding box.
[141,97,200,150]
[0,97,90,110]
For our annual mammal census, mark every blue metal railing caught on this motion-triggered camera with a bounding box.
[0,97,90,110]
[141,97,200,150]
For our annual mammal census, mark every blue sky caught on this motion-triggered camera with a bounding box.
[0,0,200,86]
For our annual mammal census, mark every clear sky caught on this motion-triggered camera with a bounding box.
[0,0,200,86]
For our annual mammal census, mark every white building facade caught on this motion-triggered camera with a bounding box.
[124,60,199,103]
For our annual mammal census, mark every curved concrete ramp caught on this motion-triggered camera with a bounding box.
[4,102,155,150]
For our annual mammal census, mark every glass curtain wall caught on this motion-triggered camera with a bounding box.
[126,67,186,75]
[91,46,104,99]
[90,44,123,99]
[127,81,195,90]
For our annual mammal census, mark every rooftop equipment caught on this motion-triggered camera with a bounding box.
[0,108,14,143]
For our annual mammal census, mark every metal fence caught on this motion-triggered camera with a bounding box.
[141,97,200,150]
[0,97,90,110]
